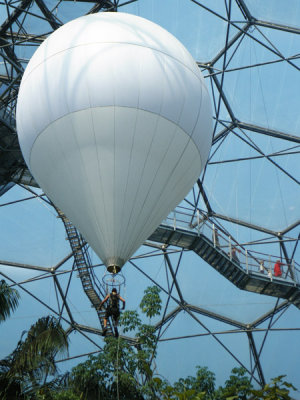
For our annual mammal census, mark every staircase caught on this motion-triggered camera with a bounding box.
[56,209,115,336]
[149,224,300,309]
[56,206,300,314]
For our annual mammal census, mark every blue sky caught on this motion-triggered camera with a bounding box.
[0,0,299,395]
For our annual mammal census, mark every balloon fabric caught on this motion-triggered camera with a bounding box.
[16,12,212,272]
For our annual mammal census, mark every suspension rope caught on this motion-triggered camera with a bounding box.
[116,334,120,400]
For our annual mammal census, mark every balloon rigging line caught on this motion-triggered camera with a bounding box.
[116,334,120,400]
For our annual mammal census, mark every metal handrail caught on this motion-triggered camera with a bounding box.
[162,209,298,284]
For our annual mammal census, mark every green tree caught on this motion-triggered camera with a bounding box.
[0,315,69,400]
[158,366,297,400]
[56,286,164,400]
[33,286,297,400]
[0,279,19,322]
[139,286,162,319]
[250,375,297,400]
[214,367,253,399]
[172,366,216,399]
[156,366,215,400]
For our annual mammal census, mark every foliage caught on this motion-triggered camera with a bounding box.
[0,279,20,322]
[173,366,216,399]
[0,282,298,400]
[0,316,69,400]
[152,367,297,400]
[48,286,298,400]
[139,286,162,319]
[156,366,216,400]
[56,285,163,400]
[250,375,297,400]
[120,310,141,333]
[214,367,253,399]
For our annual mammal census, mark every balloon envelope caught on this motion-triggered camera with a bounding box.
[16,12,212,272]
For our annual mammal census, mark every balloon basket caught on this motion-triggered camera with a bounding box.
[102,271,125,294]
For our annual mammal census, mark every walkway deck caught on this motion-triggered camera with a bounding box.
[149,224,300,309]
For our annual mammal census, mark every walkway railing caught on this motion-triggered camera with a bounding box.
[161,208,299,285]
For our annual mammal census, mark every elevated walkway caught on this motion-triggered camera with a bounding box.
[149,222,300,309]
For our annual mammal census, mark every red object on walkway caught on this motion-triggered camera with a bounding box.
[274,260,283,277]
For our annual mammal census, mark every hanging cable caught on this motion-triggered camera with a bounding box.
[116,334,120,400]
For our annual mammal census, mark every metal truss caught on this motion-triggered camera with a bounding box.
[0,219,291,387]
[0,0,299,388]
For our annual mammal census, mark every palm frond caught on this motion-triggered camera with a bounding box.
[7,315,69,383]
[0,280,20,322]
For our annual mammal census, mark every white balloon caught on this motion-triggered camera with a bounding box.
[16,12,212,272]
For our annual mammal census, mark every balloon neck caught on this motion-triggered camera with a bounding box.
[105,256,125,274]
[107,264,121,274]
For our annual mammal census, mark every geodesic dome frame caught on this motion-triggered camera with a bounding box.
[0,0,299,389]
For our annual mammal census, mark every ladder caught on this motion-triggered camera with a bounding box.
[56,209,114,337]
